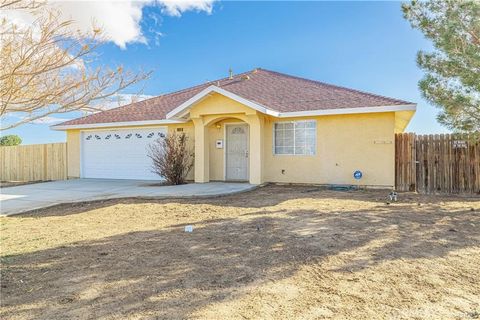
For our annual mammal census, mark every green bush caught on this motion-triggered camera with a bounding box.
[0,135,22,146]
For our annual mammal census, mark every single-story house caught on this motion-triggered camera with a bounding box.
[52,68,416,187]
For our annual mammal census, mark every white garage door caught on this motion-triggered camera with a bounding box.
[81,127,167,180]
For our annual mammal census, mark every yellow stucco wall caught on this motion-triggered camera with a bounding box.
[263,112,396,186]
[208,124,224,181]
[66,130,81,179]
[64,92,402,187]
[395,110,416,133]
[190,93,257,120]
[189,93,397,186]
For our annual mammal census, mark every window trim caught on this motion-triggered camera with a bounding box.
[272,120,317,156]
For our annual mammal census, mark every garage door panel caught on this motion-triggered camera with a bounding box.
[81,128,166,180]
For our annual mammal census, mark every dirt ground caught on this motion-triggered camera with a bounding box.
[1,185,479,319]
[0,181,44,188]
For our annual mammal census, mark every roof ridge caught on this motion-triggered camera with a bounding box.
[256,68,414,105]
[153,69,255,99]
[86,69,257,112]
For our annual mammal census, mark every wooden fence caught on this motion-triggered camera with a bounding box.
[0,143,67,182]
[395,133,480,194]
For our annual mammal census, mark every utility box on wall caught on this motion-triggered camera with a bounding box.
[216,139,224,149]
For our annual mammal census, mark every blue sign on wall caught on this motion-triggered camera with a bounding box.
[353,170,363,180]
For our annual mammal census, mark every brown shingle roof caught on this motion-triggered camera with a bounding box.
[57,68,414,126]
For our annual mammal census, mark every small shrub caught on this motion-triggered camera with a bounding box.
[0,135,22,146]
[148,132,194,185]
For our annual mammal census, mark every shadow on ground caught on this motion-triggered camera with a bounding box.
[9,184,480,219]
[2,185,479,319]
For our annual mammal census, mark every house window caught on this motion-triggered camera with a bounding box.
[274,120,316,155]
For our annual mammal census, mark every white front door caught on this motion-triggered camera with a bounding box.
[225,124,249,181]
[81,127,167,180]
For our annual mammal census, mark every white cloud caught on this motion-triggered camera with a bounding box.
[51,1,148,48]
[29,116,71,124]
[1,114,72,126]
[2,0,216,48]
[1,93,151,129]
[161,0,215,17]
[93,93,155,111]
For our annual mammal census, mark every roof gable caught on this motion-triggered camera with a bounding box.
[167,85,279,119]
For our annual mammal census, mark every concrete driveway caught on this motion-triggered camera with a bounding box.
[0,179,256,216]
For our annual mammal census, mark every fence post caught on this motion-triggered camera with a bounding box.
[43,144,48,181]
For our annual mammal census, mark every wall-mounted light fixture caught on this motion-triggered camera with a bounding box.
[215,123,221,129]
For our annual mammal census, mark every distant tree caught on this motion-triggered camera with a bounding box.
[148,133,194,185]
[0,0,150,130]
[0,134,22,146]
[402,0,480,132]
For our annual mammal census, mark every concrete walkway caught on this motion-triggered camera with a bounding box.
[0,179,256,216]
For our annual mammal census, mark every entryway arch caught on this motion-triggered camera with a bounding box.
[192,113,264,185]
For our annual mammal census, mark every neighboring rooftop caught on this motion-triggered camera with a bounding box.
[56,68,414,126]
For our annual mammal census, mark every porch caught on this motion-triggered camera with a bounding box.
[192,114,264,185]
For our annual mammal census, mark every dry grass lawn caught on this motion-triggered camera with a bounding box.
[1,185,479,319]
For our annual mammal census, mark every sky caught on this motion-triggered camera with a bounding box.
[3,0,450,145]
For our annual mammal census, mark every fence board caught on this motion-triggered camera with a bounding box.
[396,133,480,194]
[0,143,67,182]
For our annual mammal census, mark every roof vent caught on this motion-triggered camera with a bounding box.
[228,68,233,80]
[242,75,250,80]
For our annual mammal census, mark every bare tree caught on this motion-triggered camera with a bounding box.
[148,133,194,185]
[0,0,41,9]
[0,0,151,130]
